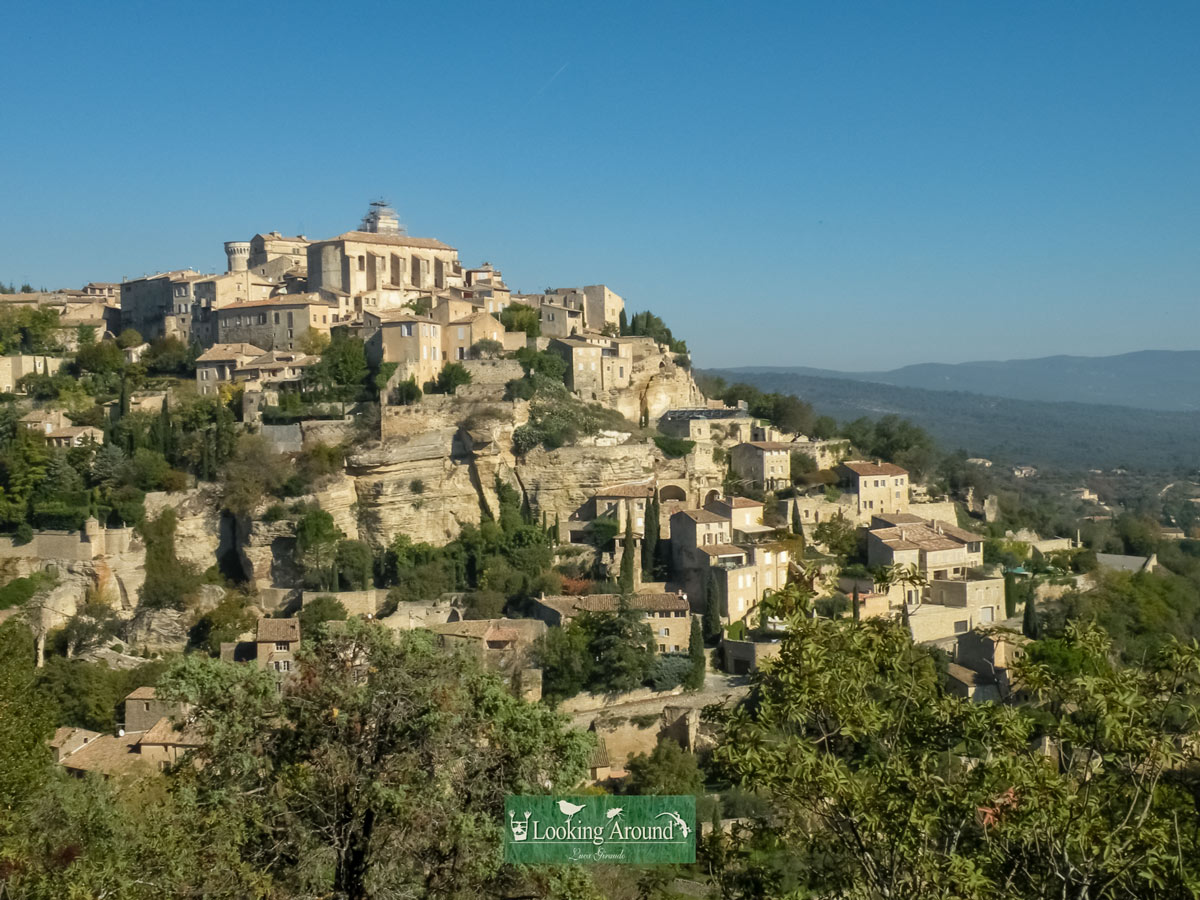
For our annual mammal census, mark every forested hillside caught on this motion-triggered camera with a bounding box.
[702,369,1200,473]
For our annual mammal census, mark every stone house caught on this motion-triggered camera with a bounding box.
[513,285,625,334]
[838,461,910,517]
[235,349,320,389]
[363,310,444,387]
[119,269,202,339]
[548,337,634,397]
[866,514,984,581]
[532,592,692,653]
[53,687,197,777]
[730,442,793,491]
[593,482,656,538]
[429,617,546,701]
[0,355,63,394]
[215,295,336,351]
[443,311,504,361]
[255,617,300,674]
[306,230,460,315]
[195,342,266,396]
[658,406,758,444]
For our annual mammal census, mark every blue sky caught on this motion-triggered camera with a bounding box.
[1,1,1197,369]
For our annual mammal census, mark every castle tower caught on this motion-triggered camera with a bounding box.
[224,241,250,273]
[360,200,402,235]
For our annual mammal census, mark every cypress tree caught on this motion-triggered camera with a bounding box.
[1022,590,1040,640]
[792,501,802,536]
[1004,571,1017,619]
[852,585,861,622]
[703,570,722,642]
[642,494,660,577]
[118,376,130,420]
[685,616,705,690]
[618,308,628,336]
[618,508,636,594]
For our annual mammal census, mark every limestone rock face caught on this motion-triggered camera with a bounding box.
[597,350,704,423]
[350,428,483,547]
[126,607,189,654]
[144,486,225,573]
[515,443,661,527]
[237,518,300,594]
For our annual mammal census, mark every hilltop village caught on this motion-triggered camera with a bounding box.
[7,203,1200,896]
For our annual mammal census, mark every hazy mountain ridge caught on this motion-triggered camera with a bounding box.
[701,368,1200,473]
[727,350,1200,412]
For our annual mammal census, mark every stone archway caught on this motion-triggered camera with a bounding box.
[659,484,687,503]
[704,489,720,506]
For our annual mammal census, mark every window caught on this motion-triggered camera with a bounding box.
[658,644,666,653]
[274,312,280,324]
[675,610,686,617]
[457,327,465,340]
[954,620,969,634]
[144,702,150,712]
[357,256,365,271]
[275,642,288,651]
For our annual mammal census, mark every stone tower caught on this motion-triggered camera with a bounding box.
[360,200,402,235]
[224,241,250,273]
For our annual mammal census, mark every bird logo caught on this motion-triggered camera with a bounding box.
[656,810,691,838]
[557,799,586,827]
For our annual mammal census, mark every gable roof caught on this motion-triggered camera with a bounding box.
[196,343,266,362]
[125,686,157,701]
[538,593,689,618]
[674,508,728,524]
[256,617,300,643]
[325,231,455,251]
[841,461,908,477]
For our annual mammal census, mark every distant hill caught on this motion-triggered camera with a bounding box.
[701,368,1200,473]
[727,350,1200,412]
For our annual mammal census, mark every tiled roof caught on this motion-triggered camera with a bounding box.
[256,617,300,643]
[596,482,655,499]
[324,231,455,251]
[60,732,152,776]
[718,497,762,509]
[196,343,266,362]
[125,686,157,701]
[740,441,795,451]
[217,295,330,311]
[675,509,728,524]
[842,461,908,477]
[540,593,688,616]
[871,526,961,552]
[698,543,747,557]
[50,725,99,749]
[138,716,203,747]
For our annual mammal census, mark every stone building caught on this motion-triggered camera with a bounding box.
[549,336,634,397]
[362,310,444,387]
[730,442,794,491]
[195,342,266,396]
[215,295,335,351]
[838,461,910,517]
[306,230,460,315]
[513,285,625,335]
[659,406,757,443]
[443,310,504,361]
[532,592,693,653]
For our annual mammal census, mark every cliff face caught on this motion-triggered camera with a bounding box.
[596,352,704,423]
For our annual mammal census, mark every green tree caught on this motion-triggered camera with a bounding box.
[500,302,541,338]
[139,508,200,609]
[618,508,636,594]
[1004,570,1017,618]
[535,621,592,704]
[812,512,858,560]
[583,598,655,694]
[714,616,1200,899]
[220,433,286,517]
[115,327,143,349]
[295,508,343,591]
[297,594,349,636]
[1023,588,1040,639]
[685,616,705,689]
[703,570,722,642]
[335,539,374,590]
[0,619,53,812]
[627,739,704,796]
[432,361,472,395]
[642,494,660,577]
[159,623,592,899]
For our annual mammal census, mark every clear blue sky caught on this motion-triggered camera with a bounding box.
[2,1,1197,369]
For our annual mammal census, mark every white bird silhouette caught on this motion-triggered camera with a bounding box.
[557,800,586,826]
[606,807,624,820]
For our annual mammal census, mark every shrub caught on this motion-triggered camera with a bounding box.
[262,503,288,523]
[653,434,695,459]
[409,479,425,494]
[647,654,693,691]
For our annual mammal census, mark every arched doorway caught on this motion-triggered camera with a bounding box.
[659,484,687,503]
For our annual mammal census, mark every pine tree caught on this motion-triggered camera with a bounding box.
[703,570,722,642]
[685,616,705,690]
[1022,590,1040,640]
[618,508,636,594]
[118,375,130,420]
[642,494,660,577]
[1004,571,1017,619]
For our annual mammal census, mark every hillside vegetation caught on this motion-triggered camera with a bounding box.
[702,368,1200,472]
